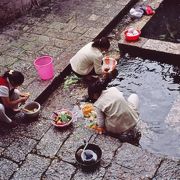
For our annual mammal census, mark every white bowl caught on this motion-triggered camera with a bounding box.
[81,149,97,162]
[23,102,41,118]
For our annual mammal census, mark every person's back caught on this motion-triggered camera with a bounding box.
[70,37,110,76]
[70,42,103,75]
[94,87,139,134]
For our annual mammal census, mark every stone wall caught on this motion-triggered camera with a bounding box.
[0,0,48,27]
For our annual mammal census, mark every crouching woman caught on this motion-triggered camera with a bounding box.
[70,37,111,80]
[0,70,29,123]
[88,80,141,143]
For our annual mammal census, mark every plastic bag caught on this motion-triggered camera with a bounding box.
[140,5,155,15]
[129,7,144,18]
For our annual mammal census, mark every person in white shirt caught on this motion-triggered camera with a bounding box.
[0,70,29,123]
[70,37,110,79]
[88,79,141,143]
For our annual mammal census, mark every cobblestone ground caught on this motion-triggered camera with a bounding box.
[0,0,179,179]
[0,0,123,101]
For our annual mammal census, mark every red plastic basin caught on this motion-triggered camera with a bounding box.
[124,30,141,41]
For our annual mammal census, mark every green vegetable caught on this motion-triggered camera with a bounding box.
[64,74,80,89]
[88,121,96,128]
[59,113,72,122]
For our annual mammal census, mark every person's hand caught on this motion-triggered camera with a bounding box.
[103,67,110,73]
[102,71,110,79]
[20,92,30,98]
[91,124,105,134]
[102,65,111,74]
[20,96,29,104]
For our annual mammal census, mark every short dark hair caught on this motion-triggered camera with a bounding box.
[88,79,108,102]
[3,70,24,86]
[92,37,110,50]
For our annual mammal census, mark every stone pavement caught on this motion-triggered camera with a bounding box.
[0,0,179,179]
[0,0,133,102]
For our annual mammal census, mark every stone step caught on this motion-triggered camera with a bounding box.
[165,95,180,134]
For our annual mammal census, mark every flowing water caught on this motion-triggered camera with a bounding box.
[109,55,180,159]
[141,0,180,43]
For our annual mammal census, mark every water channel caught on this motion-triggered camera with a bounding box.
[141,0,180,43]
[108,55,180,158]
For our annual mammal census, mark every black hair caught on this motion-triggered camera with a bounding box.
[3,70,24,86]
[88,78,109,102]
[92,37,110,50]
[87,69,118,102]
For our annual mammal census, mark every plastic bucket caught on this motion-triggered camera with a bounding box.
[34,56,54,80]
[102,56,117,73]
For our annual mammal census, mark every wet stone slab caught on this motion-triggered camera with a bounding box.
[153,159,180,180]
[0,147,4,154]
[96,16,116,28]
[104,143,162,179]
[26,26,49,35]
[0,55,19,66]
[24,78,55,102]
[51,38,72,49]
[11,118,52,141]
[44,29,81,41]
[116,0,135,6]
[21,41,45,52]
[83,27,104,39]
[57,118,95,163]
[11,154,50,180]
[39,83,87,119]
[3,136,37,163]
[43,159,76,180]
[0,129,15,148]
[4,46,25,57]
[165,95,180,134]
[39,104,56,120]
[48,22,69,31]
[17,50,37,63]
[0,65,8,74]
[19,33,41,42]
[143,39,180,55]
[39,45,63,59]
[65,36,92,55]
[9,59,32,75]
[93,135,122,167]
[0,158,18,180]
[19,66,38,89]
[101,4,124,17]
[54,51,75,73]
[0,34,14,47]
[119,37,148,49]
[36,126,71,158]
[46,81,86,108]
[10,39,26,49]
[72,167,106,180]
